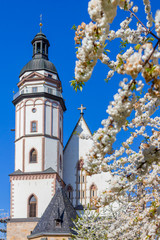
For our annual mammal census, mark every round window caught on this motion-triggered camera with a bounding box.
[32,108,36,113]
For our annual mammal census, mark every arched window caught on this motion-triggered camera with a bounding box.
[30,149,37,163]
[60,155,62,170]
[66,185,73,202]
[28,195,37,217]
[90,184,97,206]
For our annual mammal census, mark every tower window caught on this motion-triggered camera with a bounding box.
[30,149,37,163]
[48,88,53,94]
[32,87,37,93]
[90,184,97,198]
[83,175,85,183]
[82,191,85,198]
[60,155,62,170]
[33,44,35,55]
[90,184,97,207]
[42,43,45,54]
[48,74,52,78]
[37,42,40,53]
[31,121,37,132]
[28,195,37,217]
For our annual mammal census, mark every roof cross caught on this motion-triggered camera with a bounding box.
[78,104,86,115]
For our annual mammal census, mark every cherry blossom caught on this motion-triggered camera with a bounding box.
[72,0,160,239]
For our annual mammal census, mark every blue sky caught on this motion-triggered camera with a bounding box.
[0,0,158,214]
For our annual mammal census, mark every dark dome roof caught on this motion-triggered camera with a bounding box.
[19,58,57,77]
[31,32,49,42]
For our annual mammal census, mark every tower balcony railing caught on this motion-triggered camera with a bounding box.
[13,86,62,100]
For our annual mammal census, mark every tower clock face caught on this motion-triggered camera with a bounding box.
[32,108,36,113]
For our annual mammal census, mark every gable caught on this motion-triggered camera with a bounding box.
[64,115,92,152]
[24,71,44,80]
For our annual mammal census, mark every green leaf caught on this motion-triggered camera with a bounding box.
[135,44,141,50]
[146,37,154,42]
[124,1,128,10]
[131,82,137,91]
[120,40,129,49]
[71,24,77,31]
[104,49,110,52]
[116,57,124,69]
[70,80,85,91]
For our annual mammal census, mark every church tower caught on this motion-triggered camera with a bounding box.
[7,29,66,240]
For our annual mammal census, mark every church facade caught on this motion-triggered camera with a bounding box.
[7,30,110,240]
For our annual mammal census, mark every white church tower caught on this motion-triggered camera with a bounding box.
[7,29,66,240]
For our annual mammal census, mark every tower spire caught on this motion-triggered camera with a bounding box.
[39,14,43,32]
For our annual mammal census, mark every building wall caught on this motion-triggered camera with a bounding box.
[63,116,111,208]
[7,221,38,240]
[63,116,93,207]
[10,175,56,218]
[15,97,63,173]
[45,138,58,170]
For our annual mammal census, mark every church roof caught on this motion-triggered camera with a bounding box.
[28,188,77,239]
[19,58,57,77]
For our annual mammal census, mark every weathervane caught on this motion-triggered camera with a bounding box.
[78,104,86,115]
[39,14,43,32]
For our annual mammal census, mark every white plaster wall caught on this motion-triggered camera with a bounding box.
[16,108,19,140]
[12,177,55,218]
[63,116,112,207]
[24,137,42,172]
[20,104,24,137]
[86,172,111,205]
[53,107,58,137]
[25,100,43,135]
[45,101,51,135]
[15,140,23,171]
[63,117,93,206]
[20,70,58,81]
[45,138,58,171]
[20,71,32,80]
[59,112,63,142]
[59,144,63,178]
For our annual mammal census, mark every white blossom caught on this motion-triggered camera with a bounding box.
[73,0,160,239]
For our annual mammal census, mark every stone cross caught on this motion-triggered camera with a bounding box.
[78,104,86,115]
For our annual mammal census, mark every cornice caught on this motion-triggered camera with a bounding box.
[9,218,40,223]
[10,173,56,181]
[18,76,61,88]
[12,92,66,111]
[15,133,62,143]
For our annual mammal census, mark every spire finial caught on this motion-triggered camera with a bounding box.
[39,14,43,32]
[78,104,86,115]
